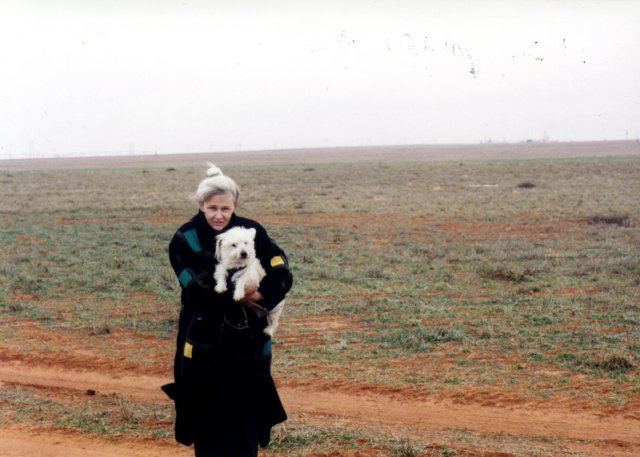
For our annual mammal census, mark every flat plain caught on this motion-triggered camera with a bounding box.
[1,141,639,456]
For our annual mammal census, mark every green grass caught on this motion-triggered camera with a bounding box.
[0,384,173,438]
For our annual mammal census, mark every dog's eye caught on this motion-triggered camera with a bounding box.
[232,243,237,248]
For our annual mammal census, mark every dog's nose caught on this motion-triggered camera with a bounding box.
[240,251,248,258]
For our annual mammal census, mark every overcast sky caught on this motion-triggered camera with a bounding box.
[1,0,639,159]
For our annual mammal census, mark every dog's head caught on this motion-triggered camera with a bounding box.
[215,226,258,268]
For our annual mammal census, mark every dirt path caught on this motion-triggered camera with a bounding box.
[1,363,638,456]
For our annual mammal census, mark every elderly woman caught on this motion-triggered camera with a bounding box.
[163,164,292,457]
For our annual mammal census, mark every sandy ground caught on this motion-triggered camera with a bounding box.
[1,140,639,171]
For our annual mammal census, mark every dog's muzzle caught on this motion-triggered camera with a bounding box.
[240,250,248,258]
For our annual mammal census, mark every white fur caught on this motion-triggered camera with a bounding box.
[263,299,284,338]
[214,226,284,337]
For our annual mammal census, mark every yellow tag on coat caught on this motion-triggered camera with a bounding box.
[183,342,193,359]
[270,256,285,267]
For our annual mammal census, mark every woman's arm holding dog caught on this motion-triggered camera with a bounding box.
[169,228,234,308]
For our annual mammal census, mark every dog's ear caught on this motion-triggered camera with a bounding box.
[248,227,257,239]
[215,237,223,260]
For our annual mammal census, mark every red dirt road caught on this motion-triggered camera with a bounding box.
[1,360,638,457]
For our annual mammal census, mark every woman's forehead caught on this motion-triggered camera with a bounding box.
[204,192,235,205]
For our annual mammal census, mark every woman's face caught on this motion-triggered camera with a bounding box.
[199,192,237,232]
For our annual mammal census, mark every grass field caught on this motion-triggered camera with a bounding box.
[0,153,639,456]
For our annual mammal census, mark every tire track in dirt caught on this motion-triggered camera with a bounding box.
[1,363,638,456]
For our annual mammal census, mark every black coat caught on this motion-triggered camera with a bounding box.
[163,211,292,451]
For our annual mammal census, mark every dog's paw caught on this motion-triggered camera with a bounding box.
[214,284,227,294]
[263,326,275,337]
[232,291,244,301]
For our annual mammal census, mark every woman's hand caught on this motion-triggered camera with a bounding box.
[242,288,266,313]
[244,290,263,302]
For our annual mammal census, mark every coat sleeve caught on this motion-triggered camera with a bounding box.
[254,225,293,311]
[169,228,232,308]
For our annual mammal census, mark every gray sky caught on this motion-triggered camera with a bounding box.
[1,0,639,159]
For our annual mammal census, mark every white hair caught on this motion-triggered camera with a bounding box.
[192,163,240,204]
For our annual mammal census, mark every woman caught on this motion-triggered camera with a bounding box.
[163,164,292,457]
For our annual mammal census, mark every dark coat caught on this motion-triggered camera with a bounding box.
[163,211,292,452]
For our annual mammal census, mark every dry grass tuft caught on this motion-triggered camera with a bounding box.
[587,354,634,372]
[477,266,535,283]
[587,214,632,227]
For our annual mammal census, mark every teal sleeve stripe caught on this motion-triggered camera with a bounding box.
[262,339,272,357]
[178,269,193,288]
[183,229,203,253]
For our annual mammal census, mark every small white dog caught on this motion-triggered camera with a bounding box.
[214,226,284,337]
